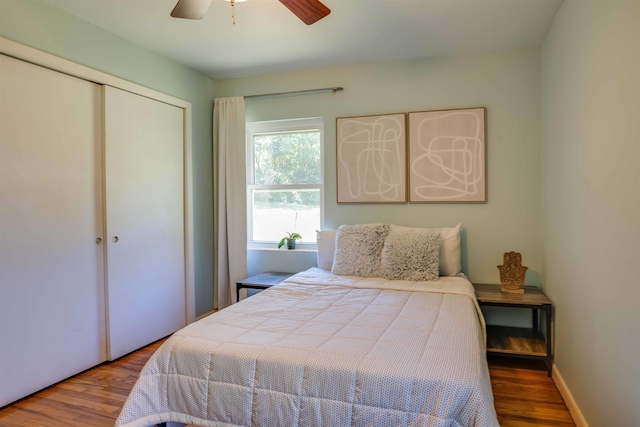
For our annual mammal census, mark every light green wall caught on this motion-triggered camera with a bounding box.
[0,0,216,316]
[217,49,543,302]
[541,1,640,425]
[7,0,639,422]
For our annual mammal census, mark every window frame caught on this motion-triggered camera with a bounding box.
[246,117,324,250]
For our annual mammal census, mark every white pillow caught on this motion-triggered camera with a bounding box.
[331,223,390,277]
[380,230,440,281]
[316,229,337,270]
[390,223,462,276]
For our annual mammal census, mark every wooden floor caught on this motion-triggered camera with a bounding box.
[488,356,575,426]
[0,340,574,426]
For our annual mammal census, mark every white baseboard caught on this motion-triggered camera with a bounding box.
[552,364,588,427]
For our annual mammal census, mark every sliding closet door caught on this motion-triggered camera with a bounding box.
[103,86,186,360]
[0,55,106,406]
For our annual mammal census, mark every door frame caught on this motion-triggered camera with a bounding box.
[0,36,196,325]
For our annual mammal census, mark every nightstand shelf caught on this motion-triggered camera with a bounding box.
[486,325,546,357]
[473,283,553,376]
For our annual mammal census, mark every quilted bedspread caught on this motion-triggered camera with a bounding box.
[116,269,499,427]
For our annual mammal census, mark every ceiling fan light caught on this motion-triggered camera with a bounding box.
[171,0,329,25]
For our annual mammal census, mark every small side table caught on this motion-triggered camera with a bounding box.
[236,272,293,303]
[473,283,553,376]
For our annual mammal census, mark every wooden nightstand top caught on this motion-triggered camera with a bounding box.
[236,272,294,303]
[473,283,551,307]
[237,272,294,287]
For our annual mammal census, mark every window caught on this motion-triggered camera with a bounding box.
[246,118,324,249]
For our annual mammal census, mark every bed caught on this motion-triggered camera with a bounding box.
[116,224,499,427]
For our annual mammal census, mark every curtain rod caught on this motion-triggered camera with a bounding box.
[244,87,343,100]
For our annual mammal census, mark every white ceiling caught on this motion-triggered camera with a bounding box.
[43,0,563,80]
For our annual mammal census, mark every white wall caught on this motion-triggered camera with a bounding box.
[0,0,217,315]
[541,1,640,425]
[218,49,543,311]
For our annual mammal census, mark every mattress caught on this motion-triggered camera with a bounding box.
[116,268,499,427]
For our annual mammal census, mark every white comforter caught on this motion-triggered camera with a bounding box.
[116,269,499,427]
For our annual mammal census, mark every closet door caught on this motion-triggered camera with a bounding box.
[0,55,106,406]
[103,86,186,360]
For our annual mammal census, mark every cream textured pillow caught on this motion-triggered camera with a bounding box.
[331,223,390,277]
[390,223,462,276]
[380,230,441,281]
[315,229,337,270]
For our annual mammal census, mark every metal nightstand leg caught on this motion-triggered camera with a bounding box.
[543,304,552,376]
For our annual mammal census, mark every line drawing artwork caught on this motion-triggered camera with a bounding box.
[409,108,486,202]
[336,114,406,203]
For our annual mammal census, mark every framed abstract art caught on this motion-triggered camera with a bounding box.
[408,107,486,203]
[336,113,407,204]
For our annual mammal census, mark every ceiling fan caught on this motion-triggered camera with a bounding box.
[170,0,331,25]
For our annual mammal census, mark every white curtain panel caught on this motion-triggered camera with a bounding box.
[213,97,247,309]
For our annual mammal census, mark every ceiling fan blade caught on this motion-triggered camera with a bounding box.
[279,0,331,25]
[170,0,213,19]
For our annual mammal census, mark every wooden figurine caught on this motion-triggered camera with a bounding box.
[498,251,528,294]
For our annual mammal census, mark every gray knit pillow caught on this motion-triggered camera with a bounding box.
[380,230,441,281]
[331,223,390,277]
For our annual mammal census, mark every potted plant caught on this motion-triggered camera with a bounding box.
[278,232,302,250]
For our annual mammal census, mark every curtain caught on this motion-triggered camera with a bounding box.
[213,97,246,309]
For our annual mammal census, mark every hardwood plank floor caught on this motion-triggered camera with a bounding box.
[0,340,164,427]
[488,356,575,426]
[0,341,574,426]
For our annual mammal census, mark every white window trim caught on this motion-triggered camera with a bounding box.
[246,117,324,250]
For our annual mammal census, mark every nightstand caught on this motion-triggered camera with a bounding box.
[473,283,553,376]
[236,272,294,303]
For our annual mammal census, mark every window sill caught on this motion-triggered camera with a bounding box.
[248,247,317,253]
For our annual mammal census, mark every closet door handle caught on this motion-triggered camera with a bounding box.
[96,237,102,244]
[113,236,119,243]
